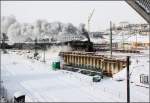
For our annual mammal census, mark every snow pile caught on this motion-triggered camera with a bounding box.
[1,15,84,44]
[113,68,126,81]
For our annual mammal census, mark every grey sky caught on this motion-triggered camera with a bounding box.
[1,1,147,31]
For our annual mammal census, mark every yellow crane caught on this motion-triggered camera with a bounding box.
[87,8,95,32]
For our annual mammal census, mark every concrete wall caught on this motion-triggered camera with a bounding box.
[59,52,127,77]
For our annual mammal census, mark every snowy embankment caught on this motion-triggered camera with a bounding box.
[112,52,149,88]
[1,49,149,102]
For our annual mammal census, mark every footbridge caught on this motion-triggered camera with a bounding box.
[126,0,150,24]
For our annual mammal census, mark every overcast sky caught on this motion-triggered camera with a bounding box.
[1,1,147,31]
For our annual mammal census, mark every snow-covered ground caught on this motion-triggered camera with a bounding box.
[1,49,149,102]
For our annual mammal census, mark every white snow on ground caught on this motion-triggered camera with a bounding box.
[1,49,149,102]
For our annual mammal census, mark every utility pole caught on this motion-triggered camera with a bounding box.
[129,24,131,49]
[122,30,125,50]
[110,21,112,57]
[136,31,137,50]
[34,38,37,54]
[43,39,46,63]
[127,56,130,103]
[34,38,38,58]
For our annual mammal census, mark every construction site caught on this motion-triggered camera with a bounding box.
[1,0,150,103]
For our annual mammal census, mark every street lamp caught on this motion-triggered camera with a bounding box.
[43,39,46,63]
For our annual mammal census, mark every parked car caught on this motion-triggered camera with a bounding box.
[93,75,102,82]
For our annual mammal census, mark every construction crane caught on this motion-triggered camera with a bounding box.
[88,8,95,32]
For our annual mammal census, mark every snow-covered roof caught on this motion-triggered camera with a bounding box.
[126,35,149,43]
[104,34,150,43]
[90,38,107,44]
[14,91,26,98]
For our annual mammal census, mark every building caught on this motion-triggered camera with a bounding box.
[57,33,84,42]
[118,21,129,28]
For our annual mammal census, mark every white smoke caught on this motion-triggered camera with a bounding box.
[21,23,35,40]
[48,45,72,53]
[46,45,72,59]
[1,15,16,33]
[37,45,72,60]
[1,15,85,44]
[7,22,22,43]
